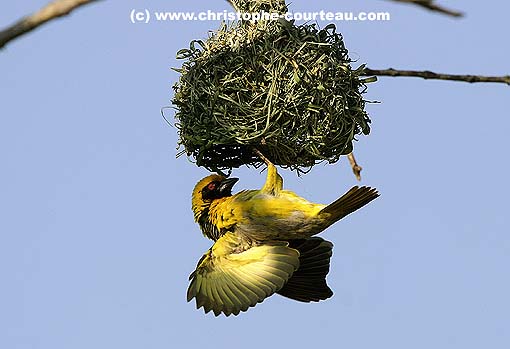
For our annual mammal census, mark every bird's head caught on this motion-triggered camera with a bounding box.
[191,174,239,222]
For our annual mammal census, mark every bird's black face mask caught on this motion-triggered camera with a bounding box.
[201,177,239,200]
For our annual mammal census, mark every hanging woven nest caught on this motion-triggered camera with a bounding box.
[172,5,374,174]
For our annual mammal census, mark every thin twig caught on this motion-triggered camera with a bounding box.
[0,0,101,49]
[363,68,510,85]
[347,153,362,181]
[388,0,463,17]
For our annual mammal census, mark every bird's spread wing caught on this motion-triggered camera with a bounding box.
[187,232,300,316]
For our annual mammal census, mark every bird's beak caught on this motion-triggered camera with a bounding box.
[218,177,239,195]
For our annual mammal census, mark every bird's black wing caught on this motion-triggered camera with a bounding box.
[277,237,334,302]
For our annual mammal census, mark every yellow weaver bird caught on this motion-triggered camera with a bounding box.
[188,160,379,316]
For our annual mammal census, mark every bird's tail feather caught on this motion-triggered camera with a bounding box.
[277,238,334,302]
[319,186,379,227]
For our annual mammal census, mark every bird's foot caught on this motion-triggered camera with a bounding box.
[253,148,283,195]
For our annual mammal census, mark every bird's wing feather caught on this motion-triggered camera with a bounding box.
[277,237,334,302]
[187,232,300,316]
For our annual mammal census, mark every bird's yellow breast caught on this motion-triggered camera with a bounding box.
[209,190,326,240]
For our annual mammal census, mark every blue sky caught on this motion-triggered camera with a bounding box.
[1,1,509,348]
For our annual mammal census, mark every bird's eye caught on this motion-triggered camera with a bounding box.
[207,182,217,190]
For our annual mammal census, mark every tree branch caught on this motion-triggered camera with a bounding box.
[0,0,101,49]
[347,152,362,181]
[363,68,510,85]
[387,0,463,18]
